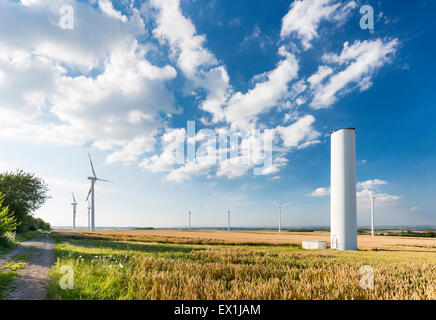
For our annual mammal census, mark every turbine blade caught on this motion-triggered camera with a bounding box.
[88,153,97,178]
[85,186,92,202]
[72,193,77,204]
[282,202,291,208]
[97,178,114,183]
[364,187,372,197]
[271,201,279,207]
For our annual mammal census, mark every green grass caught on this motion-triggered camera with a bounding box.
[0,251,33,298]
[0,231,41,255]
[0,235,16,254]
[15,231,41,242]
[47,232,204,299]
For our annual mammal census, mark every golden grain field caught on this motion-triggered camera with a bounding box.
[47,229,436,300]
[66,229,436,250]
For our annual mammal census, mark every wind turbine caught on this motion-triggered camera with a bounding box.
[365,188,377,236]
[86,153,114,231]
[227,210,230,231]
[71,193,77,230]
[272,201,291,233]
[188,211,191,231]
[87,199,91,230]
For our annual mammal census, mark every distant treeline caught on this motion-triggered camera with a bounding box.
[383,230,436,238]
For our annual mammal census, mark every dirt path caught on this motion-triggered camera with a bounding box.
[3,233,55,300]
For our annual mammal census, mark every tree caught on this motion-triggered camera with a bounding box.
[0,170,49,232]
[0,194,17,236]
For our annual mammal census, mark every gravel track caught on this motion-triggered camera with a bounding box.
[1,233,55,300]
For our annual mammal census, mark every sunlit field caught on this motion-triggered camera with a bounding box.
[47,230,436,300]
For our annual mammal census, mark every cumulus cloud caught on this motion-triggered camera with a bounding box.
[311,39,399,108]
[308,187,330,197]
[0,0,177,163]
[98,0,128,22]
[276,115,320,149]
[357,179,388,190]
[148,0,231,123]
[223,47,299,129]
[0,0,401,183]
[281,0,357,49]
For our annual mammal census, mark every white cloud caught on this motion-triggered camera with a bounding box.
[0,0,401,185]
[311,39,399,108]
[276,115,320,149]
[409,206,420,212]
[308,187,330,197]
[139,128,186,174]
[98,0,128,22]
[147,0,231,123]
[307,66,333,88]
[357,179,388,190]
[281,0,357,49]
[149,0,217,77]
[0,1,177,164]
[224,47,299,129]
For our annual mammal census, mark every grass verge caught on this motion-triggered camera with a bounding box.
[0,250,33,298]
[0,231,41,255]
[15,231,41,242]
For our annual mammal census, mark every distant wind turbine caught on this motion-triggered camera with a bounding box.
[272,201,291,233]
[188,211,191,231]
[227,210,230,231]
[365,188,377,236]
[87,199,91,231]
[86,153,114,231]
[71,193,77,230]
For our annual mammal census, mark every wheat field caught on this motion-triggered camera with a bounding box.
[46,230,436,300]
[65,229,436,250]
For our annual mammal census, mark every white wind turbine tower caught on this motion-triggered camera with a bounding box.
[188,211,191,231]
[227,210,230,231]
[87,199,91,230]
[272,201,291,233]
[365,187,377,236]
[86,153,114,231]
[71,193,77,230]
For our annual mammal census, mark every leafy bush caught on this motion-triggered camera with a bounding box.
[0,170,49,233]
[0,232,16,250]
[0,194,17,237]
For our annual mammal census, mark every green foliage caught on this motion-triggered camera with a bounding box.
[19,215,50,232]
[0,170,50,233]
[0,194,17,237]
[15,230,41,242]
[34,217,51,231]
[0,232,17,252]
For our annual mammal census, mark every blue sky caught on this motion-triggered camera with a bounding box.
[0,0,435,228]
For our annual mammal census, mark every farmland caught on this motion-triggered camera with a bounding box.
[46,229,436,300]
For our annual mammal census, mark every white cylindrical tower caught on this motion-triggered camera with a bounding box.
[330,128,357,251]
